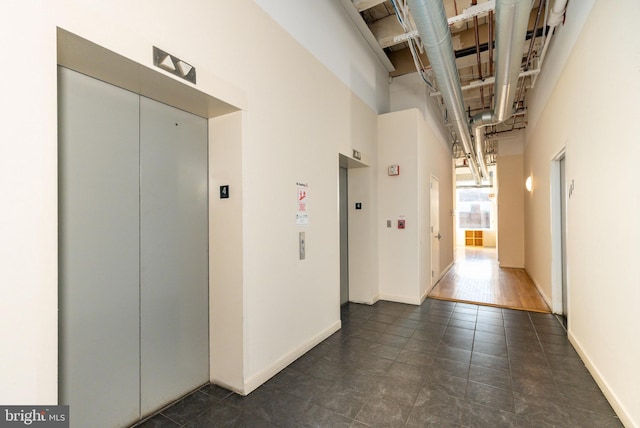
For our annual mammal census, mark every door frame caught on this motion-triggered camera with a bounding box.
[430,174,441,287]
[550,147,567,315]
[339,166,349,306]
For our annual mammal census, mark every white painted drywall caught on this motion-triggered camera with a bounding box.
[525,1,640,425]
[378,110,421,303]
[209,111,245,392]
[377,109,455,304]
[253,0,391,114]
[525,0,596,138]
[417,112,455,297]
[0,3,58,404]
[497,153,525,268]
[0,0,379,404]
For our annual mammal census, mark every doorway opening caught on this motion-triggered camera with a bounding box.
[551,150,568,328]
[430,159,549,312]
[430,175,441,287]
[454,165,497,250]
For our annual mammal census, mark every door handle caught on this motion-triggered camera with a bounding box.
[436,233,442,240]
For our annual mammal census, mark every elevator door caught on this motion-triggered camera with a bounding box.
[139,96,209,415]
[59,67,208,427]
[339,167,349,305]
[59,66,141,428]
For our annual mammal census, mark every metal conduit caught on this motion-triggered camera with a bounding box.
[408,0,533,184]
[471,0,534,180]
[406,0,482,183]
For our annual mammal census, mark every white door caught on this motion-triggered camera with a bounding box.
[431,176,441,286]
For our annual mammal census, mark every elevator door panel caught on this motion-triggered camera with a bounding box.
[339,167,349,305]
[140,97,209,415]
[58,67,141,428]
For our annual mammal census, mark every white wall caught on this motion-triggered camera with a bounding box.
[0,0,381,404]
[418,112,455,296]
[389,74,455,292]
[525,1,640,426]
[525,0,596,138]
[209,111,245,391]
[378,111,421,304]
[253,0,390,114]
[0,3,58,404]
[377,109,454,304]
[390,73,451,146]
[497,136,525,268]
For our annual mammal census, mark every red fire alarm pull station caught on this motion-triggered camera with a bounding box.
[398,219,406,229]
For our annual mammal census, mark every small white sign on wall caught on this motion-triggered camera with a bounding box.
[296,182,309,225]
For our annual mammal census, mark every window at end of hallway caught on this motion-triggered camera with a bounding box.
[457,188,492,229]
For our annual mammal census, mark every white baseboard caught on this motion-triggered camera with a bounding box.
[210,378,245,396]
[424,260,454,297]
[349,296,379,305]
[241,320,341,395]
[420,287,429,304]
[529,275,553,311]
[568,331,634,428]
[379,293,421,306]
[440,260,454,279]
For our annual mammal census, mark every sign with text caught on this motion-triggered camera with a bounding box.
[296,182,309,225]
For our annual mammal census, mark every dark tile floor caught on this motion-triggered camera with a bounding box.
[135,299,622,427]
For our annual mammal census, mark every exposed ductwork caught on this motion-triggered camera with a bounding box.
[406,0,481,183]
[407,0,533,184]
[471,0,534,181]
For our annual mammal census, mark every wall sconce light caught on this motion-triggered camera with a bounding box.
[525,176,533,192]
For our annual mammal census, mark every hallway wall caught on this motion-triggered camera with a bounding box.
[377,109,454,304]
[497,137,525,269]
[524,1,640,425]
[0,0,383,403]
[253,0,391,114]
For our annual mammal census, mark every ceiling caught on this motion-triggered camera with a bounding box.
[343,0,551,161]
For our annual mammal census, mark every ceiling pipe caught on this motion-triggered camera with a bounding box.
[406,0,482,183]
[532,0,568,88]
[548,0,568,26]
[514,0,546,108]
[471,0,534,180]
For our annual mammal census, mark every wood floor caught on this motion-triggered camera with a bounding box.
[429,247,551,313]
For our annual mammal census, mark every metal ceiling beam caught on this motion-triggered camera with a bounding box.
[369,14,405,49]
[448,0,496,26]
